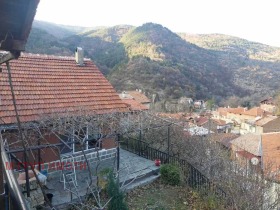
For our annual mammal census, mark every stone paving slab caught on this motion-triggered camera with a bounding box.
[42,149,159,208]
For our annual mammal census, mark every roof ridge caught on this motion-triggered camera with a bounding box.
[21,53,91,61]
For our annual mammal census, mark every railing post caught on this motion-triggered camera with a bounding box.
[117,134,120,173]
[167,125,170,163]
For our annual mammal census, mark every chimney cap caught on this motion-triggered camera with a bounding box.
[76,47,83,52]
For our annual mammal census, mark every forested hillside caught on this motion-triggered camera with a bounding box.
[26,21,280,105]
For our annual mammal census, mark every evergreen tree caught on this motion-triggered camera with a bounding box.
[107,172,128,210]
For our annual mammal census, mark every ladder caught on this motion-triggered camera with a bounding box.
[60,155,78,190]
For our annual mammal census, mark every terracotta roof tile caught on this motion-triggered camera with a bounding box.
[0,54,128,124]
[243,107,266,117]
[261,132,280,173]
[217,107,228,116]
[212,119,227,126]
[228,107,246,115]
[255,116,278,126]
[231,133,261,156]
[236,150,260,160]
[209,133,239,148]
[126,91,151,104]
[121,98,148,111]
[195,116,208,126]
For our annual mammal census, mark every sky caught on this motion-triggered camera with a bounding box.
[35,0,280,47]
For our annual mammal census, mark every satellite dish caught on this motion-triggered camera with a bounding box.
[251,157,259,165]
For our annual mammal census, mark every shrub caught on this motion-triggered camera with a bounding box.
[160,164,180,186]
[97,168,112,191]
[106,171,128,210]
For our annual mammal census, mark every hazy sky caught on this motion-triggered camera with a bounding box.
[35,0,280,47]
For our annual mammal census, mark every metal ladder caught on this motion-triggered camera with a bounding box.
[60,155,78,190]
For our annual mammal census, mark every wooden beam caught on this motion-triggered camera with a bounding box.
[20,0,40,41]
[0,39,26,52]
[0,52,20,64]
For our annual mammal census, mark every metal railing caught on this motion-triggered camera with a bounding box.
[121,137,230,204]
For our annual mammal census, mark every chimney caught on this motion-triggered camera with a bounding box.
[121,91,127,98]
[75,47,84,66]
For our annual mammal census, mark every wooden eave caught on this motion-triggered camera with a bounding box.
[0,0,40,53]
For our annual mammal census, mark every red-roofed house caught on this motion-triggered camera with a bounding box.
[256,117,280,134]
[0,53,127,124]
[260,97,276,113]
[120,98,149,111]
[0,52,128,167]
[261,132,280,177]
[231,133,261,166]
[126,90,151,108]
[119,91,148,111]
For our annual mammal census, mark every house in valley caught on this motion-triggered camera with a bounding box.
[119,91,148,112]
[255,116,280,134]
[230,133,261,167]
[260,97,276,113]
[261,132,280,177]
[125,90,151,109]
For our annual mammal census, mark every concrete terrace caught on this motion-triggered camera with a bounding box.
[41,149,159,209]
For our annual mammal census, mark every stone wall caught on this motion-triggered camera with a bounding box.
[17,175,44,209]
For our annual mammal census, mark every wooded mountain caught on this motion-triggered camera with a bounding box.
[26,21,280,104]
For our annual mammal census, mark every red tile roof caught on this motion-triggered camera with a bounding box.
[0,54,128,124]
[243,107,266,117]
[126,91,151,104]
[121,98,148,111]
[228,107,246,115]
[212,119,227,126]
[231,133,261,156]
[209,133,239,148]
[217,107,228,116]
[255,116,277,126]
[236,150,260,160]
[261,132,280,173]
[195,116,208,126]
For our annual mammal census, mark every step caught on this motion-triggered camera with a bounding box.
[120,167,160,191]
[122,174,160,192]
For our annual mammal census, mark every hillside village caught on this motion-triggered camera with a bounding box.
[149,95,280,169]
[2,1,280,210]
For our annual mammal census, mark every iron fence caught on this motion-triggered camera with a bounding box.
[121,136,230,204]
